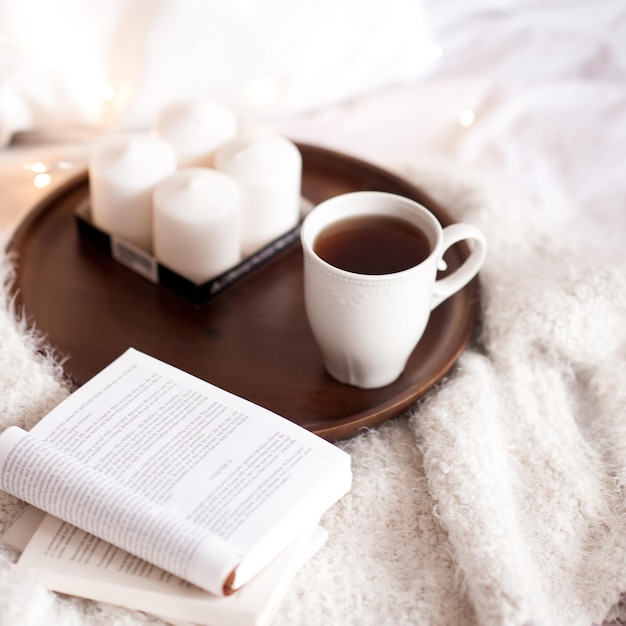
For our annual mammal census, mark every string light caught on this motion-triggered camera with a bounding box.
[14,159,79,189]
[458,109,476,128]
[33,172,52,188]
[29,162,48,173]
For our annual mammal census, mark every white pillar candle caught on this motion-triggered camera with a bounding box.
[153,168,241,284]
[214,132,302,257]
[89,133,177,252]
[154,99,238,168]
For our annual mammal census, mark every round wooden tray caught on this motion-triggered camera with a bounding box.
[7,143,480,441]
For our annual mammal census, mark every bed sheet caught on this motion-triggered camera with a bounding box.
[274,0,626,257]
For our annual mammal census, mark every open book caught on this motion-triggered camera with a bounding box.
[0,348,351,598]
[3,506,327,626]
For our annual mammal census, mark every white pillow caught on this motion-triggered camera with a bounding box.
[0,0,439,145]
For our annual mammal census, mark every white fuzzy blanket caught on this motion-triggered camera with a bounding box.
[1,167,626,626]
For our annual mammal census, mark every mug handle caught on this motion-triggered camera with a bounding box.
[431,223,486,310]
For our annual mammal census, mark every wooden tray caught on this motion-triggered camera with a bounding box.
[7,144,480,441]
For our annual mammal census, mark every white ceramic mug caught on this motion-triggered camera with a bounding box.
[301,191,486,389]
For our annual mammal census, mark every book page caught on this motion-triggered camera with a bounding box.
[5,507,327,626]
[0,426,240,595]
[0,348,350,594]
[1,504,45,553]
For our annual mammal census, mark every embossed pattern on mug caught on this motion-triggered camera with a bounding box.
[327,282,407,308]
[327,283,369,308]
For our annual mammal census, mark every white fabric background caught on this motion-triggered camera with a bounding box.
[0,0,438,144]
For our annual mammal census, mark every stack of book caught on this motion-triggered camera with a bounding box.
[0,349,352,626]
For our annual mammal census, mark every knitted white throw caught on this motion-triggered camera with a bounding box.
[1,167,626,626]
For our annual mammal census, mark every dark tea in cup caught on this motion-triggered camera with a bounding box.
[312,214,432,275]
